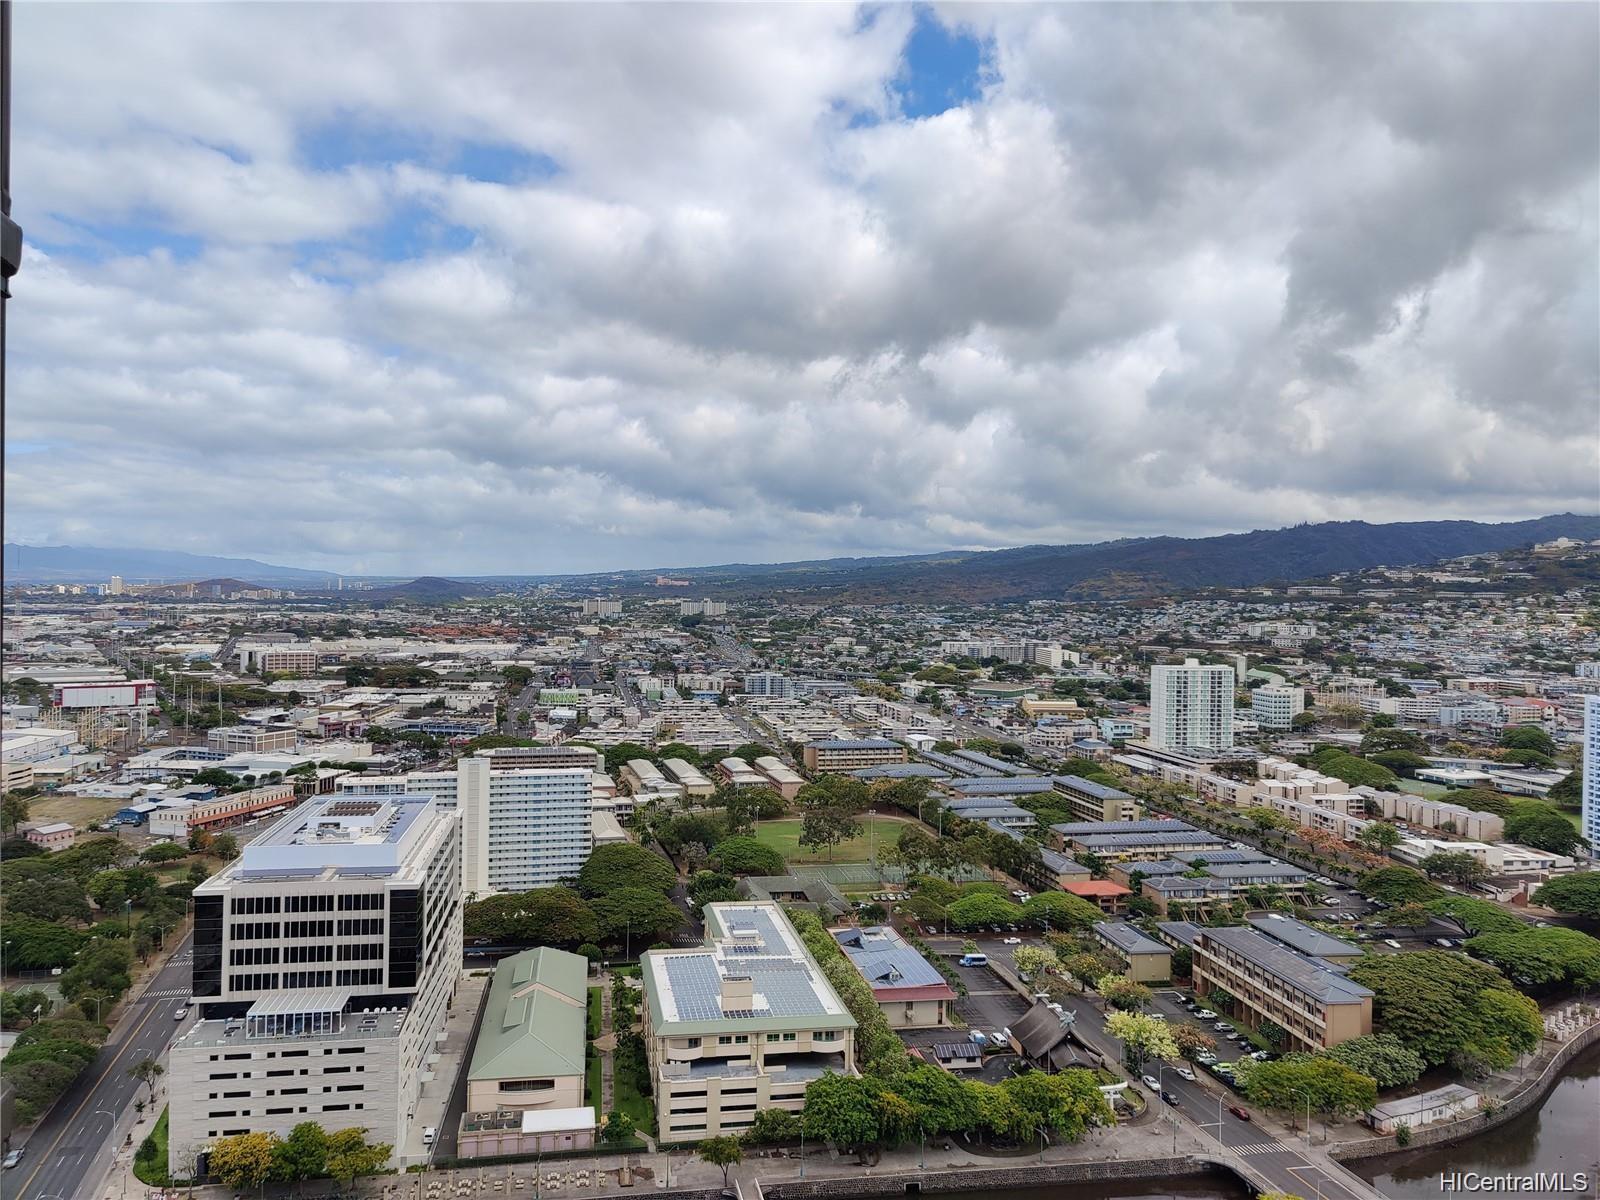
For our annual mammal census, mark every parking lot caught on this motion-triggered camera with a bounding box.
[950,959,1032,1041]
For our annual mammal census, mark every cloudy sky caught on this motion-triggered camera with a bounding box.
[6,3,1597,576]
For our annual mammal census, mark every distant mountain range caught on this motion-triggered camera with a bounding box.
[8,514,1598,601]
[586,513,1600,601]
[3,543,338,585]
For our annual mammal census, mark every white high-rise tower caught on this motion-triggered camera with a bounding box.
[1150,658,1236,751]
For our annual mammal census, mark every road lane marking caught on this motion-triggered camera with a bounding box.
[13,971,171,1199]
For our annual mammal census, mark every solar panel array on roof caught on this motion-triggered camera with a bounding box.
[662,955,731,1022]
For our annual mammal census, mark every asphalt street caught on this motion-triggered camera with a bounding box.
[10,932,195,1200]
[918,932,1371,1200]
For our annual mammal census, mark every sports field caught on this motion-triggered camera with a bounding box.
[750,813,916,864]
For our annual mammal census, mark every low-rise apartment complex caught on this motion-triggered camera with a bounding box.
[1191,926,1372,1052]
[802,738,907,774]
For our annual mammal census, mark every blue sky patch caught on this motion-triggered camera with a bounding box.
[35,215,203,264]
[894,5,984,119]
[301,114,557,183]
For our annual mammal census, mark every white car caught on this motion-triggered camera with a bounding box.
[3,1150,22,1170]
[1141,1074,1161,1092]
[1002,936,1022,945]
[1196,1009,1218,1020]
[1384,939,1403,949]
[1175,1067,1196,1081]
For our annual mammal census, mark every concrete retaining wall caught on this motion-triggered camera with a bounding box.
[1328,1020,1600,1163]
[761,1155,1247,1198]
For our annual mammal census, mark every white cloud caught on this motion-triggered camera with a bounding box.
[5,2,1596,574]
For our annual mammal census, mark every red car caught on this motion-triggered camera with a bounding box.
[1229,1106,1252,1122]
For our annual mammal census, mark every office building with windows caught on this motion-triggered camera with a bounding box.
[1150,659,1236,751]
[640,902,856,1144]
[169,794,462,1175]
[1251,685,1305,731]
[336,757,592,897]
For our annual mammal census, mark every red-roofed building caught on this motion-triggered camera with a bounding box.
[1062,880,1132,915]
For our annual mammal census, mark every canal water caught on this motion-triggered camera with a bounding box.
[1352,1042,1600,1199]
[897,1173,1250,1200]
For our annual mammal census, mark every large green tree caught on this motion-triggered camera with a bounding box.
[1419,851,1490,887]
[1317,1034,1426,1089]
[577,844,677,896]
[945,893,1023,930]
[1358,866,1441,905]
[1020,891,1100,932]
[464,886,600,946]
[708,836,786,877]
[1465,927,1600,989]
[1504,807,1586,857]
[590,888,684,946]
[1236,1055,1377,1126]
[1533,873,1600,920]
[1346,950,1541,1071]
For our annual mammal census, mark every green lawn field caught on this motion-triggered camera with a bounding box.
[749,814,916,864]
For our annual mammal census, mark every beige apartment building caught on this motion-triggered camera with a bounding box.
[1191,927,1372,1052]
[641,903,856,1144]
[801,738,907,773]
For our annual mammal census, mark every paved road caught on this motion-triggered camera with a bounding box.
[11,933,195,1200]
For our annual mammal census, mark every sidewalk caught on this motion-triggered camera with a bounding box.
[94,1104,1224,1200]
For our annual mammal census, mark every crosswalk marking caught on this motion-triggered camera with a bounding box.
[1231,1141,1289,1156]
[143,988,190,999]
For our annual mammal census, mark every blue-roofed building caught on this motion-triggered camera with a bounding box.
[832,925,956,1029]
[945,776,1056,797]
[850,762,949,781]
[946,798,1035,828]
[1050,775,1142,822]
[950,749,1041,777]
[1246,915,1361,965]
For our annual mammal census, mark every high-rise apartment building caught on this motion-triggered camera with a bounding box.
[1150,658,1235,750]
[1251,684,1305,731]
[1583,694,1600,853]
[335,757,593,897]
[170,794,462,1175]
[743,671,794,699]
[580,598,622,617]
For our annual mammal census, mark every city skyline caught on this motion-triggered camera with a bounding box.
[7,3,1598,576]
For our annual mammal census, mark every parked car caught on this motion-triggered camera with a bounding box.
[1196,1009,1218,1019]
[3,1150,23,1169]
[1213,1021,1234,1032]
[1249,1050,1271,1061]
[1002,936,1022,945]
[1384,939,1403,949]
[1435,938,1454,948]
[1229,1106,1252,1122]
[1175,1067,1196,1081]
[1195,1052,1218,1066]
[1141,1074,1161,1091]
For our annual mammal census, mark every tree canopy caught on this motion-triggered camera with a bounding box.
[1317,1034,1426,1089]
[708,836,786,877]
[1346,950,1541,1071]
[1464,927,1600,989]
[1358,866,1441,905]
[1533,873,1600,920]
[577,843,676,897]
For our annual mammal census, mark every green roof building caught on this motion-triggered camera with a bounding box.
[467,947,589,1115]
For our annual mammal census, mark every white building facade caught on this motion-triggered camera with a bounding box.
[170,794,462,1175]
[1583,694,1600,854]
[1150,659,1236,751]
[1251,685,1305,731]
[336,758,593,896]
